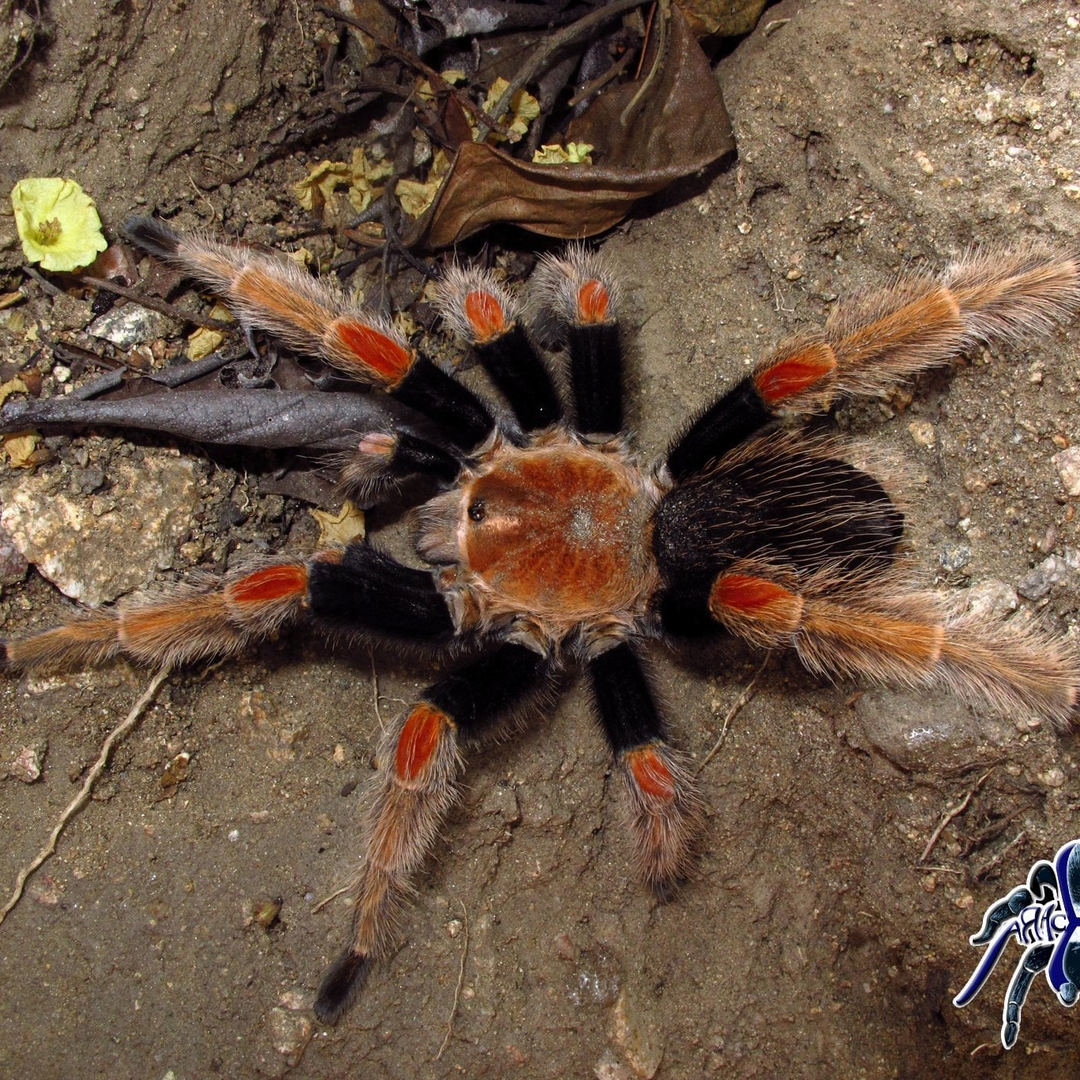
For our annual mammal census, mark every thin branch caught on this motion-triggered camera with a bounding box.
[697,656,769,774]
[21,264,66,298]
[620,0,669,126]
[0,667,171,926]
[974,829,1028,882]
[436,901,469,1060]
[919,769,992,863]
[78,275,235,330]
[568,46,636,107]
[478,0,651,141]
[370,648,386,733]
[312,882,350,914]
[315,3,511,139]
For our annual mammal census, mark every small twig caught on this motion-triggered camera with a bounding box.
[186,169,220,221]
[370,648,386,733]
[697,656,769,775]
[479,0,651,142]
[312,882,350,914]
[974,829,1028,882]
[620,0,669,126]
[0,667,170,927]
[919,769,992,863]
[381,186,434,277]
[21,264,66,298]
[148,346,249,388]
[5,0,42,80]
[632,0,658,81]
[316,4,510,139]
[436,901,469,1060]
[568,46,636,108]
[763,18,792,37]
[78,275,235,330]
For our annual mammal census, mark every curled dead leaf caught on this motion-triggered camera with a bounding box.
[2,431,42,467]
[411,8,733,248]
[311,500,366,546]
[675,0,769,38]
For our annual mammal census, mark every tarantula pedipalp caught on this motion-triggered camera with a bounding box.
[3,221,1079,1025]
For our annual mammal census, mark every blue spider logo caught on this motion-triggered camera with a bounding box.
[954,840,1080,1047]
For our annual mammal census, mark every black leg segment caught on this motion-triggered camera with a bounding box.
[665,375,772,482]
[308,543,455,641]
[427,641,554,735]
[587,640,666,753]
[475,324,564,432]
[392,356,495,451]
[312,641,555,1024]
[569,322,623,436]
[656,577,723,638]
[388,431,461,484]
[587,640,703,892]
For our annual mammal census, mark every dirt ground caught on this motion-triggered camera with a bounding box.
[1,0,1079,1077]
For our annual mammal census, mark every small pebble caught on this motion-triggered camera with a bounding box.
[1051,446,1080,496]
[939,543,971,572]
[1017,553,1071,600]
[907,419,936,447]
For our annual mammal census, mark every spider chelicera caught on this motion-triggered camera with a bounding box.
[3,220,1078,1023]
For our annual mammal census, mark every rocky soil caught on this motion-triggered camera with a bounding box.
[1,1,1079,1077]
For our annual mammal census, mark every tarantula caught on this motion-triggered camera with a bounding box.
[3,220,1079,1024]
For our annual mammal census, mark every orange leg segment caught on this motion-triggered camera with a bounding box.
[703,562,1078,726]
[314,643,553,1024]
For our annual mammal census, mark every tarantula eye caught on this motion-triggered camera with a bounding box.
[467,499,486,523]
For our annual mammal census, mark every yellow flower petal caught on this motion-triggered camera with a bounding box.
[11,178,108,272]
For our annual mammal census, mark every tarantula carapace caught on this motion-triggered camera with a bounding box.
[3,221,1079,1023]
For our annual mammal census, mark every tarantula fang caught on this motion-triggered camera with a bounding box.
[3,220,1079,1024]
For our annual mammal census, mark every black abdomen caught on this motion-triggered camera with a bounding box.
[653,436,904,581]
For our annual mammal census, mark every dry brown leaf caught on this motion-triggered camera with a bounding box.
[311,500,366,546]
[2,431,41,467]
[675,0,769,38]
[411,8,733,248]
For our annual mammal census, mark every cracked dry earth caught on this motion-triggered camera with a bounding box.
[1,0,1080,1077]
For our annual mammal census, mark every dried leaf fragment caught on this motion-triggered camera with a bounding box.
[311,500,366,546]
[482,77,540,143]
[186,303,234,360]
[413,8,733,247]
[2,431,41,467]
[293,160,353,213]
[532,143,594,165]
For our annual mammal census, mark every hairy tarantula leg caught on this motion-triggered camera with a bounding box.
[436,266,563,432]
[124,218,495,451]
[586,642,703,893]
[662,563,1080,726]
[306,543,455,641]
[665,247,1080,481]
[338,431,462,501]
[315,642,554,1024]
[2,544,457,673]
[1,560,315,671]
[529,246,623,435]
